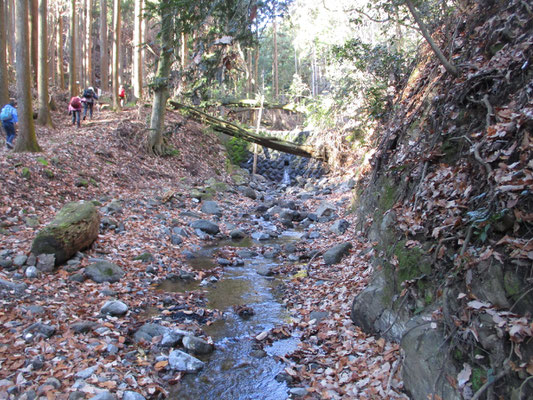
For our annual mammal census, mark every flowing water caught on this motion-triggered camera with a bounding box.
[163,232,302,400]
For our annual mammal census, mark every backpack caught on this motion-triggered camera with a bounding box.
[83,88,92,98]
[71,97,81,108]
[0,106,13,122]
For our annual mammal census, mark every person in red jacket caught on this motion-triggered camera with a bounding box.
[68,96,82,127]
[118,85,126,107]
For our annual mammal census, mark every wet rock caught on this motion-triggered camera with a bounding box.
[289,388,308,397]
[168,350,204,372]
[36,253,56,272]
[323,242,352,265]
[182,335,214,355]
[230,229,246,239]
[200,201,221,216]
[71,321,98,334]
[84,261,124,283]
[250,349,267,358]
[237,249,258,259]
[257,266,274,276]
[189,220,220,235]
[100,300,128,316]
[161,329,188,347]
[123,392,146,400]
[275,371,293,383]
[329,219,350,235]
[217,258,232,266]
[252,231,270,241]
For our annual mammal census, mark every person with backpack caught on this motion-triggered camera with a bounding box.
[0,99,18,150]
[68,96,82,128]
[118,85,126,108]
[81,87,98,120]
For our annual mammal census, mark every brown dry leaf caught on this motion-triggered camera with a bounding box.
[154,360,169,371]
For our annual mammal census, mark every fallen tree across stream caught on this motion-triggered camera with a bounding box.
[169,101,326,160]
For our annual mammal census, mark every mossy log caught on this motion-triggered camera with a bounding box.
[169,101,326,160]
[31,201,100,265]
[219,99,300,113]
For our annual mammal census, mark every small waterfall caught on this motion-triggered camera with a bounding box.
[282,167,291,185]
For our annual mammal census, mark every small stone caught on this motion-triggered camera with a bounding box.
[251,231,270,241]
[69,273,86,282]
[200,201,221,216]
[13,255,28,267]
[25,323,56,338]
[44,377,61,389]
[88,391,115,400]
[70,321,98,334]
[189,220,220,235]
[36,253,55,272]
[100,300,128,316]
[323,242,353,265]
[25,266,39,279]
[168,350,204,372]
[182,335,214,355]
[123,392,146,400]
[75,366,96,379]
[289,387,308,396]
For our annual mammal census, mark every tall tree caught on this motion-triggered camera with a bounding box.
[111,0,121,109]
[85,0,93,86]
[56,4,65,90]
[272,16,279,99]
[69,0,78,96]
[99,0,108,91]
[132,0,143,101]
[147,0,173,154]
[37,0,53,126]
[14,0,41,152]
[30,0,38,86]
[0,0,10,106]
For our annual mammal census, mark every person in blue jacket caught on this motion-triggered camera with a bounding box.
[0,99,18,150]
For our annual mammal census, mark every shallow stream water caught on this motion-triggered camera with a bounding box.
[164,232,302,400]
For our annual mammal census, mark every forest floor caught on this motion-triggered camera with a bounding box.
[0,107,404,399]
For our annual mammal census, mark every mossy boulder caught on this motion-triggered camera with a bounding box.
[84,261,124,283]
[31,201,100,265]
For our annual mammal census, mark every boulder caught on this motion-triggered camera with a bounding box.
[189,220,220,235]
[323,242,352,265]
[100,300,128,316]
[84,261,124,283]
[31,201,100,265]
[168,350,204,373]
[134,323,170,343]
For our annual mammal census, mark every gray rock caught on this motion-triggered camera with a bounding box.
[189,220,220,235]
[100,300,128,316]
[329,219,350,235]
[308,231,321,239]
[217,258,232,266]
[182,335,214,355]
[200,201,221,216]
[123,392,146,400]
[315,202,336,218]
[134,323,171,343]
[36,253,55,272]
[25,266,39,278]
[68,392,86,400]
[309,311,329,323]
[289,387,308,396]
[69,273,86,282]
[251,231,270,241]
[161,329,188,347]
[257,266,274,276]
[229,229,246,239]
[13,255,28,267]
[84,261,124,283]
[323,242,352,265]
[170,234,183,245]
[237,249,257,259]
[27,305,45,315]
[26,254,37,266]
[44,377,61,389]
[88,391,116,400]
[168,350,204,372]
[0,258,14,270]
[25,323,56,338]
[0,278,27,292]
[71,321,98,334]
[242,187,257,200]
[172,227,189,237]
[75,366,96,379]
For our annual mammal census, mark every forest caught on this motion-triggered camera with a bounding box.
[0,0,532,399]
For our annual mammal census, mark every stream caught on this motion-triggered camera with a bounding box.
[163,231,302,400]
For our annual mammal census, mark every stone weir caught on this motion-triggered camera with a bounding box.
[240,131,327,184]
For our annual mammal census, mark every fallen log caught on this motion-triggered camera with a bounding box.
[219,99,301,113]
[169,101,325,160]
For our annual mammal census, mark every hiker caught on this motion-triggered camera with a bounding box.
[0,99,18,150]
[118,85,126,107]
[68,96,82,128]
[82,87,98,120]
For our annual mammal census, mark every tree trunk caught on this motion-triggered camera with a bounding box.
[112,0,121,109]
[56,6,65,90]
[132,0,143,101]
[30,0,38,87]
[7,0,16,65]
[169,102,325,159]
[37,0,53,127]
[148,2,173,154]
[272,17,279,100]
[85,0,93,86]
[99,0,108,91]
[14,0,41,152]
[69,0,78,96]
[0,0,9,106]
[404,0,458,76]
